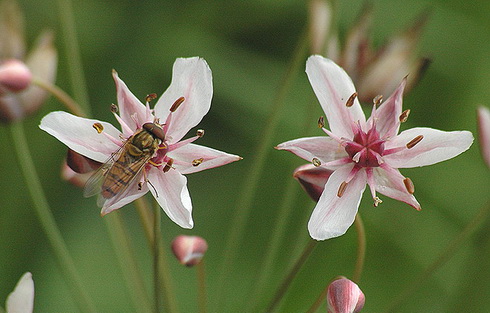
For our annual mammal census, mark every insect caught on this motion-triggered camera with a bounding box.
[84,122,165,207]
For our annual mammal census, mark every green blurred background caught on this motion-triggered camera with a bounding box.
[1,0,490,312]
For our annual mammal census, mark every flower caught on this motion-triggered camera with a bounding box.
[5,272,34,313]
[293,163,334,202]
[0,0,57,123]
[477,106,490,168]
[171,235,208,266]
[327,278,365,313]
[325,4,430,103]
[276,55,473,240]
[40,57,241,228]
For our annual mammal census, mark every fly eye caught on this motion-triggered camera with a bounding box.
[143,122,165,141]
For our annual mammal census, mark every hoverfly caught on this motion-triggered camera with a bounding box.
[84,122,165,207]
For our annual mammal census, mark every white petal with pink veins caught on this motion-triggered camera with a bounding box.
[276,136,347,165]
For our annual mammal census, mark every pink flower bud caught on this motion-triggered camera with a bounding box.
[327,278,365,313]
[171,235,208,267]
[0,59,32,94]
[293,164,333,202]
[477,106,490,168]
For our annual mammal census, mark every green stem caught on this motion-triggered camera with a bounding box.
[197,260,207,313]
[153,202,162,313]
[382,200,490,313]
[352,213,366,283]
[266,240,318,312]
[56,0,91,115]
[32,77,85,117]
[215,25,309,309]
[104,214,153,313]
[10,122,96,313]
[306,286,328,313]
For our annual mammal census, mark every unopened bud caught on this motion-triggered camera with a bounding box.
[477,106,490,169]
[171,235,208,267]
[293,164,333,202]
[66,149,101,174]
[0,59,32,94]
[327,278,365,313]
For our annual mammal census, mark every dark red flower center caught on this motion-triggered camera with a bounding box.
[344,126,385,167]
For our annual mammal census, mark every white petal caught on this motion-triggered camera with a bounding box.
[147,168,193,228]
[168,143,241,174]
[112,70,149,133]
[39,111,121,163]
[306,55,366,138]
[308,164,366,240]
[384,127,473,168]
[6,272,34,313]
[276,136,347,164]
[373,167,420,209]
[154,57,212,144]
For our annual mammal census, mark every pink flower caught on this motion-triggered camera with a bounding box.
[276,56,473,240]
[171,235,208,266]
[327,278,365,313]
[477,106,490,168]
[40,57,241,228]
[6,272,34,313]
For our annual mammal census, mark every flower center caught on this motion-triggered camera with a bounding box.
[344,126,385,167]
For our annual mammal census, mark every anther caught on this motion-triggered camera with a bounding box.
[403,177,415,194]
[406,135,424,149]
[373,197,382,207]
[318,116,325,128]
[192,158,204,166]
[196,129,205,137]
[346,92,358,107]
[110,103,118,113]
[93,123,104,133]
[146,93,158,103]
[312,158,321,167]
[163,158,174,173]
[337,181,348,197]
[399,109,410,123]
[373,95,383,106]
[170,96,185,112]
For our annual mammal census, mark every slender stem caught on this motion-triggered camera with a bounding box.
[382,200,490,313]
[306,286,328,313]
[153,202,162,313]
[56,0,91,115]
[135,198,154,246]
[32,77,85,117]
[104,214,153,313]
[266,240,318,312]
[197,260,207,313]
[352,213,366,283]
[10,122,97,313]
[216,25,309,308]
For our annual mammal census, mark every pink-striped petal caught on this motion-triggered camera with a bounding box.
[39,111,121,163]
[169,143,241,175]
[477,106,490,168]
[147,168,193,229]
[308,164,366,240]
[154,57,212,144]
[306,55,366,138]
[384,127,473,168]
[373,167,420,209]
[276,136,347,164]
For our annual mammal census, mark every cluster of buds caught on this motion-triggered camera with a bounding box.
[0,0,57,123]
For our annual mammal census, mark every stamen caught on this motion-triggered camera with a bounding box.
[403,177,415,194]
[318,116,325,128]
[148,159,163,167]
[373,95,383,106]
[399,109,410,123]
[163,158,174,173]
[346,92,358,107]
[406,135,424,149]
[170,96,185,112]
[373,197,382,207]
[110,103,118,113]
[146,93,158,103]
[312,158,321,167]
[93,123,104,133]
[196,129,205,137]
[337,181,348,197]
[192,158,204,166]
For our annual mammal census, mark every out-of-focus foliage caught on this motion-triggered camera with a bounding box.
[0,0,489,312]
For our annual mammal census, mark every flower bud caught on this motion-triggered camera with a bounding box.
[6,272,34,313]
[62,149,101,188]
[477,106,490,169]
[293,164,333,202]
[308,0,332,54]
[171,235,208,267]
[0,59,32,94]
[327,278,365,313]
